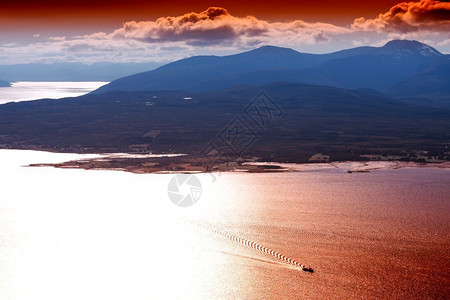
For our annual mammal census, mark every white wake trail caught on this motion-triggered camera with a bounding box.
[189,220,314,273]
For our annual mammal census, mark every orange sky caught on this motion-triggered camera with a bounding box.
[0,1,449,64]
[0,0,403,33]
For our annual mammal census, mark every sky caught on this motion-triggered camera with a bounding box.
[0,0,449,64]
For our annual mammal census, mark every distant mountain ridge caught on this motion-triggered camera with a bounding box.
[0,62,162,82]
[94,40,447,97]
[0,79,10,87]
[327,40,442,59]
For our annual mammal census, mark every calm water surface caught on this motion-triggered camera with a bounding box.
[0,82,107,104]
[0,150,449,299]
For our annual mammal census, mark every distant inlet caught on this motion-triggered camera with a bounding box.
[0,81,108,105]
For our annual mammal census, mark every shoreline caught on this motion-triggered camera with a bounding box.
[16,149,450,175]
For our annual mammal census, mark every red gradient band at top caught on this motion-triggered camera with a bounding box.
[0,0,403,22]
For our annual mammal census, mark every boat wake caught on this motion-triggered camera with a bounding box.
[188,220,314,273]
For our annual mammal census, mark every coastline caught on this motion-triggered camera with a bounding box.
[22,150,450,174]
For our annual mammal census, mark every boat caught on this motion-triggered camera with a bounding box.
[302,266,314,273]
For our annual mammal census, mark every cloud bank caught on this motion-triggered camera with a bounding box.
[111,7,266,45]
[0,3,449,64]
[352,0,450,32]
[110,7,348,47]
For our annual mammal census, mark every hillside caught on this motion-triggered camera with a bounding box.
[0,83,448,161]
[388,56,450,99]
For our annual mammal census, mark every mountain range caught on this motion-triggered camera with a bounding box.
[0,82,449,160]
[94,40,449,99]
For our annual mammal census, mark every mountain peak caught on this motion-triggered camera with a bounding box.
[94,39,447,95]
[244,45,301,56]
[382,40,442,56]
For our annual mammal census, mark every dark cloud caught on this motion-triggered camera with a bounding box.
[109,7,349,47]
[352,0,450,32]
[112,7,267,45]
